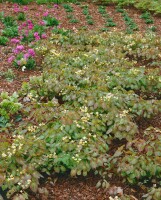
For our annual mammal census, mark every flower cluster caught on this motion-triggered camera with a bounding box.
[8,45,36,70]
[2,135,24,158]
[13,4,28,13]
[72,154,81,163]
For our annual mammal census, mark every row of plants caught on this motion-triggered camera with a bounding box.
[1,0,161,15]
[81,4,94,25]
[1,0,161,14]
[116,7,138,34]
[91,0,161,15]
[140,11,154,24]
[98,5,116,31]
[1,2,160,48]
[0,0,80,5]
[63,4,80,24]
[0,29,161,199]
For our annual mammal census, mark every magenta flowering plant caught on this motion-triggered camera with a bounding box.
[13,4,20,13]
[41,33,47,39]
[27,48,35,57]
[19,20,46,43]
[9,47,36,70]
[10,38,20,44]
[23,6,28,12]
[54,4,59,9]
[13,45,25,54]
[8,55,15,63]
[39,21,46,26]
[13,45,24,53]
[43,11,49,17]
[34,32,40,40]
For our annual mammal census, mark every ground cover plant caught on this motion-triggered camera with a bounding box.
[0,1,161,200]
[0,29,161,199]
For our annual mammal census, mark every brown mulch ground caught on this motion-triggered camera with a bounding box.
[0,2,161,200]
[28,172,146,200]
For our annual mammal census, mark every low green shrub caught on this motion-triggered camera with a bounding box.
[0,92,22,125]
[43,15,59,26]
[1,16,17,27]
[0,36,9,45]
[2,26,19,38]
[17,12,26,21]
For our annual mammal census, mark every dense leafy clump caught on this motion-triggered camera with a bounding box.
[0,31,161,199]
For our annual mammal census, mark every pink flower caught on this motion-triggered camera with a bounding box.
[25,30,29,36]
[28,49,35,57]
[13,3,18,7]
[24,53,30,59]
[34,32,40,41]
[8,56,15,63]
[18,25,23,32]
[34,32,39,37]
[17,60,21,66]
[54,4,59,9]
[43,11,49,17]
[14,7,20,13]
[35,36,40,40]
[27,20,32,24]
[11,38,20,44]
[41,33,47,39]
[13,4,20,13]
[23,6,28,11]
[13,45,24,54]
[22,22,27,27]
[16,45,24,51]
[13,49,19,54]
[39,21,45,26]
[28,24,34,30]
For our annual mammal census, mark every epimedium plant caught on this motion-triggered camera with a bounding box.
[0,92,22,130]
[0,30,161,199]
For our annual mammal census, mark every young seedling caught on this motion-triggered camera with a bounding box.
[82,5,94,25]
[140,12,154,24]
[116,7,138,33]
[98,6,116,29]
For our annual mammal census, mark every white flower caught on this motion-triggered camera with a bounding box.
[2,153,7,158]
[22,66,26,72]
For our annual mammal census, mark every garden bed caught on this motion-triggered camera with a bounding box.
[0,1,161,200]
